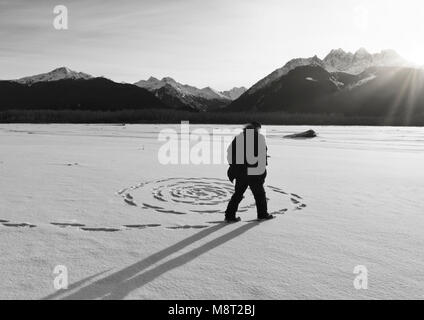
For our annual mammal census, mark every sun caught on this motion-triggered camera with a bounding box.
[391,45,424,67]
[404,51,424,67]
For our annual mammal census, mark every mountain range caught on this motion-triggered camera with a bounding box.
[15,67,93,85]
[248,48,411,94]
[134,77,245,111]
[0,70,166,111]
[1,67,246,112]
[228,59,424,122]
[1,48,423,124]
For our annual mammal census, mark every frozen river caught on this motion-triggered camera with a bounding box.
[0,124,423,299]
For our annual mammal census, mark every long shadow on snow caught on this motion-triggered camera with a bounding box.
[51,222,259,299]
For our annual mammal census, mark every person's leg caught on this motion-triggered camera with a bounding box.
[249,179,268,218]
[225,178,248,219]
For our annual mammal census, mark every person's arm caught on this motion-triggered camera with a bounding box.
[258,133,268,166]
[266,145,269,166]
[227,137,236,165]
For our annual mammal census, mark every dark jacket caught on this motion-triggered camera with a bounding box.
[227,130,268,182]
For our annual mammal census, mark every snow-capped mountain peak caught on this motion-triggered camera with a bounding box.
[162,77,178,84]
[328,48,346,55]
[354,47,370,56]
[134,76,232,111]
[200,87,229,100]
[249,55,326,93]
[220,87,247,100]
[135,77,230,101]
[248,48,411,94]
[323,49,354,72]
[16,67,93,85]
[310,55,322,64]
[352,48,372,63]
[373,49,406,67]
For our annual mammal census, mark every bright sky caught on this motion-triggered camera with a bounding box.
[1,0,423,90]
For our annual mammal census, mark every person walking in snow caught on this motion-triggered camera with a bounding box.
[225,122,274,222]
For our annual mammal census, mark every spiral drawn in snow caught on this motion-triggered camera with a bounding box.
[118,177,307,215]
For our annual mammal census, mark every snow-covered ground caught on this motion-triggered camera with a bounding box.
[0,124,423,300]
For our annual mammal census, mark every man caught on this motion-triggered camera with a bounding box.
[225,122,274,222]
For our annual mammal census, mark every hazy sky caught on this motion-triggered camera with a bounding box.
[1,0,424,90]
